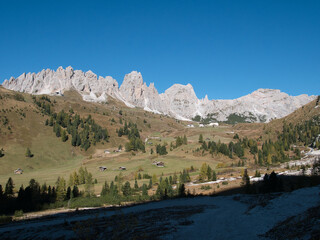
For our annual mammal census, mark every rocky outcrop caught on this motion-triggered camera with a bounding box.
[159,84,200,120]
[2,66,316,122]
[2,66,119,103]
[119,71,165,113]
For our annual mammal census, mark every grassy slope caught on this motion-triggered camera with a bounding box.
[234,98,320,142]
[2,86,316,194]
[0,87,237,190]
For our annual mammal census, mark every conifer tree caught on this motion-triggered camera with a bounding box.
[66,186,71,200]
[142,184,148,196]
[68,174,74,187]
[212,170,217,181]
[61,130,68,142]
[5,177,14,197]
[178,184,186,197]
[101,181,110,196]
[72,185,79,198]
[25,148,33,158]
[84,172,94,196]
[134,179,139,189]
[183,135,188,145]
[17,185,25,202]
[73,171,80,185]
[207,165,212,180]
[122,181,131,196]
[56,177,66,201]
[199,134,204,143]
[55,124,61,137]
[79,167,86,184]
[199,163,208,182]
[241,169,250,193]
[169,175,173,185]
[152,174,157,185]
[148,179,152,189]
[172,172,178,184]
[49,116,54,126]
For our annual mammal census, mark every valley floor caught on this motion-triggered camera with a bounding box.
[0,185,319,240]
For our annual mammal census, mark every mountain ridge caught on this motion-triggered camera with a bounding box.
[2,66,316,123]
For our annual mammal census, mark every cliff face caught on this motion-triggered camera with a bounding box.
[2,66,316,122]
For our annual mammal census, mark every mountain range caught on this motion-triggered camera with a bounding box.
[2,66,316,123]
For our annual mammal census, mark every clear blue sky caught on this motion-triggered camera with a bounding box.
[0,0,319,99]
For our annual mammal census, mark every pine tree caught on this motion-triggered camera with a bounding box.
[68,173,74,186]
[212,170,217,181]
[267,154,272,165]
[72,185,79,198]
[178,184,186,197]
[199,134,204,143]
[134,179,139,189]
[84,172,94,196]
[55,124,61,137]
[122,181,131,196]
[169,175,173,185]
[199,163,208,182]
[116,172,124,190]
[73,171,80,185]
[79,167,86,184]
[5,177,14,197]
[71,129,77,146]
[142,184,148,196]
[172,172,178,184]
[56,177,66,201]
[61,130,68,142]
[241,169,250,193]
[109,181,118,196]
[49,116,54,126]
[148,179,152,189]
[17,185,25,202]
[41,183,47,194]
[101,181,110,196]
[66,186,71,200]
[25,148,33,158]
[183,135,188,145]
[167,184,174,198]
[152,174,157,185]
[207,165,212,180]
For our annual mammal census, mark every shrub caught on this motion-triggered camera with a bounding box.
[14,210,23,218]
[13,93,25,102]
[200,185,212,190]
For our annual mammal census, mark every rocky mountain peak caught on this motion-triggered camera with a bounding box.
[2,67,316,122]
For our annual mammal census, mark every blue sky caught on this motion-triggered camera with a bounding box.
[0,0,319,99]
